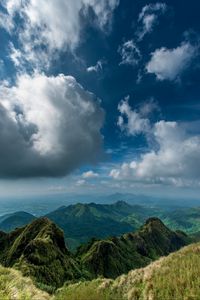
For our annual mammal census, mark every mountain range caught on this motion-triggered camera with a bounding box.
[0,216,189,292]
[0,201,200,251]
[0,213,198,299]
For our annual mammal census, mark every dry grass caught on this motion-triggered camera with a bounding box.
[54,242,200,300]
[2,242,200,300]
[105,243,200,300]
[0,265,50,300]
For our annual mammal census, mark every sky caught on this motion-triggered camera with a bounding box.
[0,0,200,200]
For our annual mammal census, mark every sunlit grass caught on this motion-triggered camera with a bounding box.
[0,265,50,300]
[54,242,200,300]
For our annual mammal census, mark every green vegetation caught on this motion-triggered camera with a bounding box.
[0,212,36,232]
[123,206,200,236]
[77,218,189,279]
[2,202,200,252]
[0,215,197,299]
[160,207,200,234]
[45,201,135,250]
[54,279,119,300]
[0,218,82,290]
[0,215,189,293]
[55,242,200,300]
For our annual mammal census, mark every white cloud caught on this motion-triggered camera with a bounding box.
[111,103,200,186]
[139,98,160,117]
[137,2,167,40]
[118,40,141,66]
[0,73,104,178]
[87,60,104,72]
[0,11,13,32]
[146,42,197,81]
[117,96,150,135]
[82,170,99,178]
[9,43,23,67]
[76,179,86,186]
[2,0,119,69]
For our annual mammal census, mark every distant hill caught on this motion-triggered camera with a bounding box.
[76,217,189,279]
[1,202,200,251]
[55,242,200,300]
[45,201,137,250]
[159,207,200,234]
[0,211,36,232]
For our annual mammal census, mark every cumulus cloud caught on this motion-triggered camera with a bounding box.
[146,42,197,81]
[82,170,99,178]
[0,73,104,178]
[118,40,141,66]
[117,96,150,135]
[111,102,200,186]
[137,2,167,40]
[1,0,119,69]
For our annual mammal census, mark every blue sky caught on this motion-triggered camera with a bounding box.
[0,0,200,199]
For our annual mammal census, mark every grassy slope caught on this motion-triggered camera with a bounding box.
[1,241,199,300]
[55,242,200,300]
[0,265,50,300]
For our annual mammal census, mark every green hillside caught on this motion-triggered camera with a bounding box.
[55,242,200,300]
[76,217,189,279]
[2,202,200,252]
[45,201,136,250]
[0,218,81,290]
[0,216,189,293]
[0,212,36,232]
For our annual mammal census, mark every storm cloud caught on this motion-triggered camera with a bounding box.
[0,74,104,178]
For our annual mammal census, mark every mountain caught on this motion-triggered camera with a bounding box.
[77,217,189,279]
[0,216,192,298]
[55,242,200,300]
[0,218,81,290]
[45,201,136,250]
[0,201,199,252]
[123,205,200,236]
[0,211,36,232]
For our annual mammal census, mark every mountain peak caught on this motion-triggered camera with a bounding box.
[0,217,81,289]
[114,200,130,207]
[145,217,164,226]
[79,218,188,279]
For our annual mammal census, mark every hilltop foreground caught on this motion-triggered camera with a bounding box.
[0,265,50,300]
[2,241,199,300]
[55,242,200,300]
